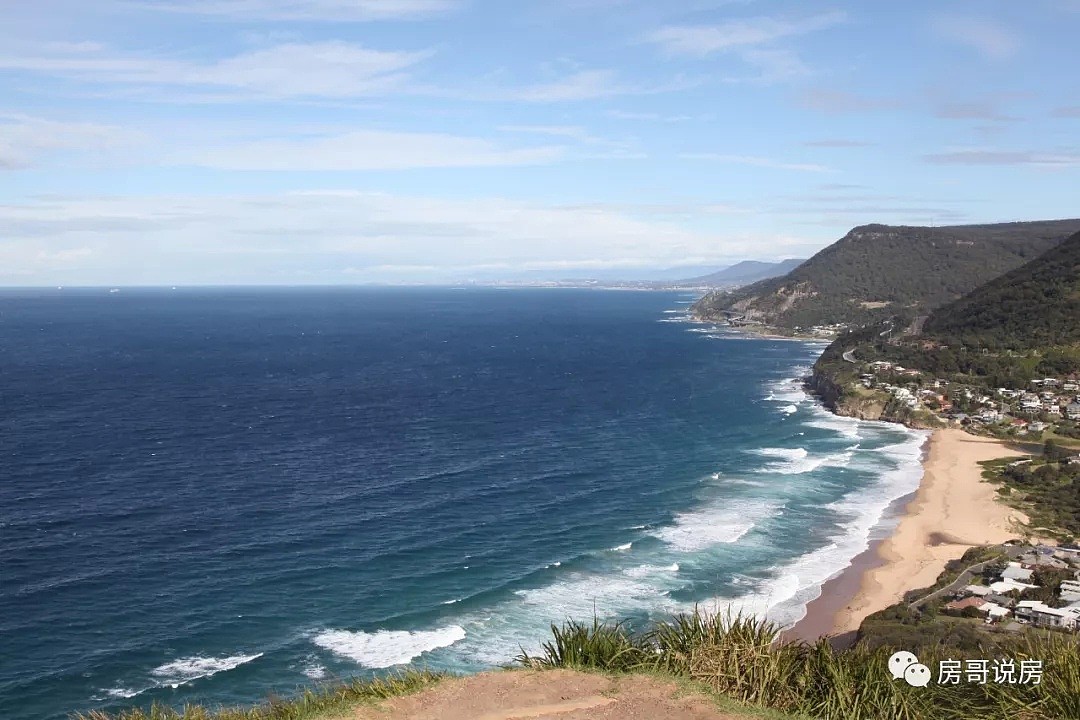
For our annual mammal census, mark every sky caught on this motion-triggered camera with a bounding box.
[1,0,1078,285]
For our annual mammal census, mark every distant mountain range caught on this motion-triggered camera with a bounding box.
[679,258,805,286]
[693,219,1080,331]
[469,258,806,288]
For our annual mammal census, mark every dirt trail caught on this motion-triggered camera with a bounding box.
[342,669,750,720]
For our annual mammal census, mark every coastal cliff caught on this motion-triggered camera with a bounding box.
[805,359,939,430]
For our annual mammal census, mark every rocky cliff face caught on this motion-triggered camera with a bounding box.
[805,368,886,421]
[806,365,941,429]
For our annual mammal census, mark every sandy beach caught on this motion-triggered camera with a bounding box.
[792,428,1030,641]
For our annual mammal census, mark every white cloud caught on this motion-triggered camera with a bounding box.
[802,139,872,148]
[182,129,565,170]
[132,0,458,21]
[733,48,810,81]
[923,149,1080,167]
[934,101,1018,122]
[932,16,1019,60]
[796,88,902,114]
[607,110,698,122]
[0,41,429,100]
[646,11,845,57]
[496,125,634,153]
[0,190,822,284]
[680,153,833,173]
[513,70,624,102]
[0,114,142,169]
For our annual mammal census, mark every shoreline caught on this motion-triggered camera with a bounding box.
[687,312,833,343]
[791,428,1029,641]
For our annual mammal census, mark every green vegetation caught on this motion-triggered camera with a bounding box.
[858,604,1017,655]
[855,547,1018,655]
[923,230,1080,351]
[73,670,445,720]
[693,220,1080,331]
[1017,568,1080,608]
[520,609,1080,720]
[989,442,1080,538]
[901,546,1009,607]
[811,230,1080,401]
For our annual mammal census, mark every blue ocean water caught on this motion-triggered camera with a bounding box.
[0,288,927,720]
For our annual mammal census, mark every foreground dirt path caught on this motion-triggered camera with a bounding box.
[343,669,752,720]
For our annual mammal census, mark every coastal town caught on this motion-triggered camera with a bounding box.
[937,543,1080,632]
[850,359,1080,442]
[864,360,1080,433]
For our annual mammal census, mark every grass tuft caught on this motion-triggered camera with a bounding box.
[518,608,1080,720]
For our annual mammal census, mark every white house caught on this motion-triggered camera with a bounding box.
[1066,402,1080,421]
[963,585,993,597]
[1014,601,1080,630]
[1002,562,1035,582]
[980,601,1011,620]
[990,578,1039,594]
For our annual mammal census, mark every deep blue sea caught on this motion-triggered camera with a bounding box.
[0,288,927,720]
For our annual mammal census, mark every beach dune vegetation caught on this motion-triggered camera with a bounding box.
[520,609,1080,720]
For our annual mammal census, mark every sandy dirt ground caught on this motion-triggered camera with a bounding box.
[341,669,755,720]
[830,429,1029,634]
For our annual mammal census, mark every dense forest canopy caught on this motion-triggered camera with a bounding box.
[923,230,1080,351]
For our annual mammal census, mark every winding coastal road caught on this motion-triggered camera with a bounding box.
[907,545,1025,612]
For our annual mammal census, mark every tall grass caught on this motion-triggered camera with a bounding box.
[518,609,1080,720]
[73,670,444,720]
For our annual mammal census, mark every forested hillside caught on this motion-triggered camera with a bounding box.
[922,230,1080,350]
[692,219,1080,331]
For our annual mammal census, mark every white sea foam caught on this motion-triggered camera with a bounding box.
[764,375,810,405]
[622,563,680,579]
[105,687,143,699]
[512,573,679,620]
[303,663,326,680]
[721,477,767,487]
[805,409,863,440]
[610,542,633,551]
[442,598,463,605]
[149,653,263,689]
[781,404,798,414]
[653,500,780,551]
[705,431,930,629]
[313,626,466,669]
[752,446,857,475]
[447,573,676,666]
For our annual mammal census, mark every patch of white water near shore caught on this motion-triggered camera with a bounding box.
[710,424,930,630]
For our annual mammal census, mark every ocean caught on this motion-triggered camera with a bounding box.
[0,288,927,720]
